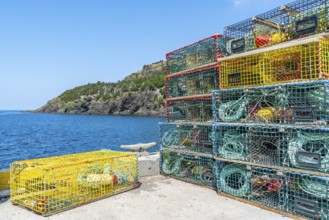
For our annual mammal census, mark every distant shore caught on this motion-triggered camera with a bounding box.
[28,110,166,117]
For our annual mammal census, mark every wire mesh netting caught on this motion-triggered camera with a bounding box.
[166,65,219,99]
[285,0,329,39]
[217,162,284,210]
[213,125,285,166]
[166,97,213,123]
[213,81,329,126]
[223,19,256,55]
[224,13,288,55]
[286,127,329,173]
[224,0,329,55]
[217,162,329,219]
[10,150,139,216]
[213,124,329,174]
[220,37,329,89]
[166,34,225,75]
[160,123,213,155]
[282,171,329,220]
[160,149,216,187]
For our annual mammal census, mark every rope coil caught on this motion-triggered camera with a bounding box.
[217,84,329,123]
[162,156,182,175]
[162,154,215,185]
[288,131,329,170]
[217,97,248,122]
[78,163,128,188]
[220,132,245,160]
[299,175,329,199]
[161,127,211,150]
[219,164,252,197]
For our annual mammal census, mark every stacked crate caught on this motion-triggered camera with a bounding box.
[214,0,329,219]
[160,34,225,188]
[160,0,329,218]
[223,0,329,56]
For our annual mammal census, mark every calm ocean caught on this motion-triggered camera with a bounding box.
[0,111,165,169]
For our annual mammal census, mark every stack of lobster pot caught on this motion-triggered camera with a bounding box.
[213,0,329,219]
[159,34,226,188]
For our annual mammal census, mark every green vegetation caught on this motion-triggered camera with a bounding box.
[59,62,166,103]
[128,71,166,93]
[59,82,113,103]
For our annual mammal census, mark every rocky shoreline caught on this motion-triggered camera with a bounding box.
[33,61,166,116]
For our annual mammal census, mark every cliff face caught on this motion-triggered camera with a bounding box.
[35,61,166,116]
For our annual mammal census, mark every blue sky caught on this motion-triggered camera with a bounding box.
[0,0,293,110]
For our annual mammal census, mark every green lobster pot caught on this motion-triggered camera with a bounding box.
[286,0,329,38]
[213,123,329,175]
[166,34,226,75]
[224,0,329,56]
[282,171,329,220]
[213,124,285,166]
[160,123,213,155]
[166,97,213,123]
[160,149,216,188]
[166,65,219,99]
[212,80,329,126]
[217,162,284,210]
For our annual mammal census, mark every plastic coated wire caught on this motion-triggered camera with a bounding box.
[307,86,329,118]
[250,88,288,108]
[161,127,211,149]
[214,81,329,124]
[161,129,201,148]
[217,96,248,122]
[166,35,222,74]
[299,175,329,199]
[162,156,182,175]
[219,163,252,197]
[217,88,289,123]
[225,32,254,55]
[199,168,216,185]
[288,131,329,169]
[219,132,245,160]
[251,89,289,123]
[220,38,329,89]
[162,153,216,186]
[290,4,328,36]
[10,150,139,216]
[161,129,179,147]
[191,163,216,185]
[307,86,329,104]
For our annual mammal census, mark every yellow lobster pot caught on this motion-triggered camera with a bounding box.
[220,35,329,89]
[10,150,139,216]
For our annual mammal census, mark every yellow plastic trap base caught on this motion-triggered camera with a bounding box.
[0,170,10,191]
[10,150,140,216]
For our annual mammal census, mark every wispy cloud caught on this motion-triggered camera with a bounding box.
[233,0,246,7]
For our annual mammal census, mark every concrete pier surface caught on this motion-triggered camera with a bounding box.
[0,175,290,220]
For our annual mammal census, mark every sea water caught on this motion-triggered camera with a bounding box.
[0,111,165,169]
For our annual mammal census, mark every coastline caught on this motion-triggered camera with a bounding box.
[27,110,166,117]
